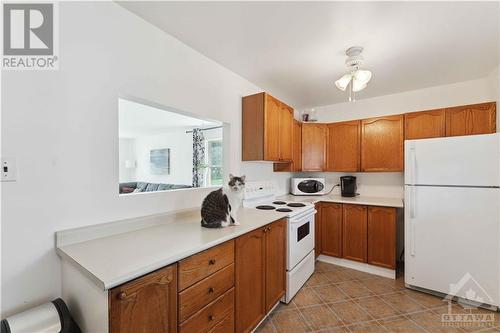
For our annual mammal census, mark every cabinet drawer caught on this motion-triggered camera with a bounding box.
[179,264,234,322]
[179,240,234,291]
[207,312,234,333]
[179,288,234,333]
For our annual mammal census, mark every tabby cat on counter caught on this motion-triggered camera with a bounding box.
[201,174,246,228]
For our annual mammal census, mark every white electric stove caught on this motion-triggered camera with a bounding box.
[243,181,316,303]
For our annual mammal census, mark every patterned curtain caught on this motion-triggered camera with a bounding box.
[192,128,205,187]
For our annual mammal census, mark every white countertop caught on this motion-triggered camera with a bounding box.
[278,194,404,208]
[57,207,289,290]
[56,194,403,290]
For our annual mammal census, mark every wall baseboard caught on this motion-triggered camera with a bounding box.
[317,255,396,279]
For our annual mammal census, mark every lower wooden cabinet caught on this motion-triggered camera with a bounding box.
[342,204,368,263]
[367,207,396,269]
[109,264,178,333]
[235,219,286,333]
[314,203,322,258]
[321,203,342,258]
[319,202,398,271]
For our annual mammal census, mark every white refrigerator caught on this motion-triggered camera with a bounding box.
[405,133,500,307]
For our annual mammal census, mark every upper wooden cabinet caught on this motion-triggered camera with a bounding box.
[302,123,327,171]
[445,102,496,137]
[242,92,293,162]
[321,202,343,258]
[405,109,446,140]
[235,219,286,333]
[342,204,367,263]
[361,115,404,172]
[367,207,396,269]
[109,264,178,333]
[273,119,302,172]
[327,120,360,172]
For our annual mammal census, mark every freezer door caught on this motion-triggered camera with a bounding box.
[405,134,500,186]
[405,185,500,306]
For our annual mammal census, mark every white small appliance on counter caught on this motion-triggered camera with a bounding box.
[290,178,326,195]
[243,181,316,303]
[405,133,500,308]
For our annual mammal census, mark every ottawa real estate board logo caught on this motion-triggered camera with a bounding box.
[2,2,59,70]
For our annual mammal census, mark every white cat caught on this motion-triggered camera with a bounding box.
[222,174,245,226]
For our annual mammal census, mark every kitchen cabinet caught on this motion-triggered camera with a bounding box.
[342,204,367,263]
[273,120,302,172]
[109,264,177,333]
[314,202,322,258]
[302,123,327,171]
[321,203,343,258]
[279,104,294,161]
[242,92,293,162]
[405,109,446,140]
[235,219,286,333]
[445,102,496,137]
[264,219,287,312]
[367,207,396,269]
[361,115,404,172]
[326,120,360,172]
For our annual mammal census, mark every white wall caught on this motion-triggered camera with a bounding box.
[303,74,499,199]
[134,130,193,185]
[1,2,291,316]
[119,138,137,182]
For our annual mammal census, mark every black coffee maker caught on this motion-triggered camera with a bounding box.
[340,176,357,197]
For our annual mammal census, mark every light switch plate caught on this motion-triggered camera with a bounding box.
[1,156,17,182]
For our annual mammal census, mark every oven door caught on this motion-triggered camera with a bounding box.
[287,209,316,270]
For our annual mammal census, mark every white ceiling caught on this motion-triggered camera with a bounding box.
[119,1,500,109]
[119,98,220,138]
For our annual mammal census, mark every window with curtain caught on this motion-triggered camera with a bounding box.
[205,138,223,186]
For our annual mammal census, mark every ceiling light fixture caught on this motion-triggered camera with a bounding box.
[335,46,372,102]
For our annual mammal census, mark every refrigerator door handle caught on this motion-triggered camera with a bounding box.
[409,146,416,185]
[410,186,416,218]
[410,220,416,256]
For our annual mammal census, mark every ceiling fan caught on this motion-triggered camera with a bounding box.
[335,46,372,102]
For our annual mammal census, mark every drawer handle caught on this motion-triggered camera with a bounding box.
[208,259,216,265]
[208,287,215,293]
[209,314,215,321]
[117,292,127,300]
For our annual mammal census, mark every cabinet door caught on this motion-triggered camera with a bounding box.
[446,102,496,137]
[292,120,302,171]
[264,94,281,161]
[367,207,396,269]
[361,115,404,172]
[405,109,445,140]
[235,228,266,333]
[265,219,286,312]
[315,202,322,258]
[321,203,343,258]
[302,124,326,171]
[327,121,360,172]
[342,204,367,263]
[279,105,293,161]
[109,264,177,333]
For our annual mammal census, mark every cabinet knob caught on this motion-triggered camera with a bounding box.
[268,226,272,231]
[208,259,216,265]
[209,314,215,321]
[117,291,127,300]
[208,287,215,293]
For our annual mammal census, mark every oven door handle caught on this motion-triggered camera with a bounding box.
[288,209,317,224]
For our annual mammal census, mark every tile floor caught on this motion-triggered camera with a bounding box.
[255,261,500,333]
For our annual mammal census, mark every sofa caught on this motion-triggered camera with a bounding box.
[119,182,192,194]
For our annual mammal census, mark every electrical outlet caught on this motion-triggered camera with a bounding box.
[1,157,16,182]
